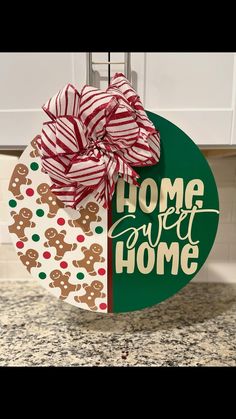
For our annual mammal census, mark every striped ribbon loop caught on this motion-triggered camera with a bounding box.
[36,73,161,209]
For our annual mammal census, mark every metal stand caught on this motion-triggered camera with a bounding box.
[86,52,131,86]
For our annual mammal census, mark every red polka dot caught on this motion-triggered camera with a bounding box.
[99,303,107,310]
[57,218,65,226]
[26,188,34,197]
[16,241,24,249]
[43,251,51,259]
[60,261,68,269]
[77,235,85,242]
[98,268,106,276]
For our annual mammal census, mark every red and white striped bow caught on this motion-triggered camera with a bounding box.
[36,73,160,209]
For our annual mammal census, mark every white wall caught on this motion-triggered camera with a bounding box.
[196,156,236,283]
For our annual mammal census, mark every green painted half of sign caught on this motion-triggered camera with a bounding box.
[111,112,219,313]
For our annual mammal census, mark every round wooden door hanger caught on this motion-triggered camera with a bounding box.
[8,112,219,313]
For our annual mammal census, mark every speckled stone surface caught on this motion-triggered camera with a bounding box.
[0,280,235,366]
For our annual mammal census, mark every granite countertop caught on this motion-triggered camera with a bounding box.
[0,280,235,366]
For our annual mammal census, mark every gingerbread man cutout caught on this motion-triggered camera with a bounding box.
[9,208,35,241]
[72,243,105,276]
[18,248,41,272]
[36,183,64,218]
[74,280,106,311]
[8,163,31,200]
[30,135,41,158]
[44,228,77,261]
[68,202,101,236]
[49,269,81,300]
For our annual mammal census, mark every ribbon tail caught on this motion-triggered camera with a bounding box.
[74,184,97,209]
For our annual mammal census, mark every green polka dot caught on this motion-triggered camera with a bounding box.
[30,162,39,171]
[32,234,40,242]
[39,272,46,280]
[9,199,17,208]
[95,226,103,234]
[77,272,84,280]
[36,209,44,217]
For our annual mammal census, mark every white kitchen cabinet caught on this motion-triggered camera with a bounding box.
[0,53,86,148]
[0,52,235,148]
[144,53,233,109]
[130,53,235,146]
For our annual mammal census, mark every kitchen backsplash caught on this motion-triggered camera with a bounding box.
[0,152,235,282]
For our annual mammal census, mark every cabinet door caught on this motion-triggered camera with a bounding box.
[0,53,87,148]
[131,53,235,146]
